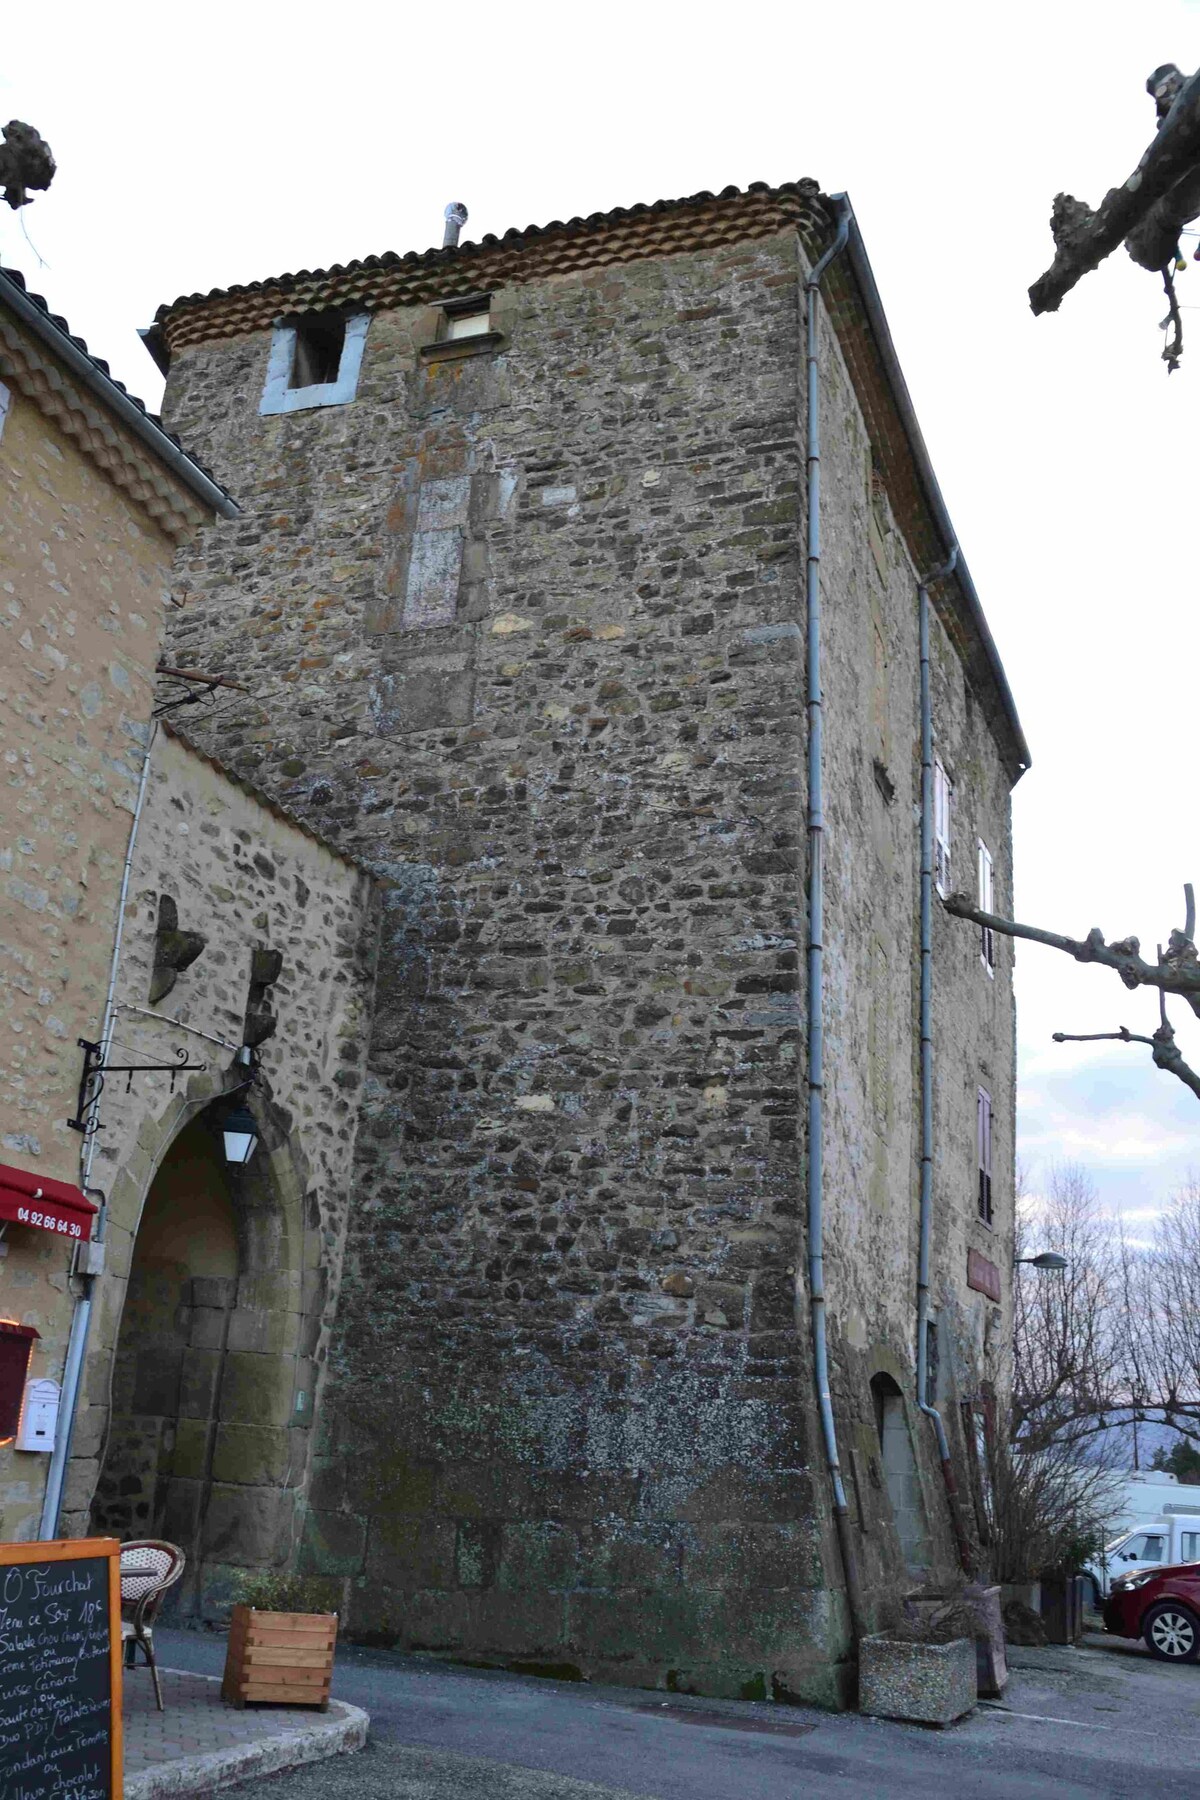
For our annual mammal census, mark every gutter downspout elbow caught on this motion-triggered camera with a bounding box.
[916,548,973,1574]
[800,195,867,1651]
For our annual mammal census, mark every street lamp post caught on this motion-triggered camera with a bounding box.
[1014,1252,1069,1271]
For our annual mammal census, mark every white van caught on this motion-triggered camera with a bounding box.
[1086,1510,1200,1601]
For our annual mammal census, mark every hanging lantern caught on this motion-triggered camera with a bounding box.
[221,1104,259,1166]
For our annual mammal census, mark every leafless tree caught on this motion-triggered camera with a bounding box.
[1011,1166,1126,1453]
[1124,1178,1200,1440]
[1029,62,1200,369]
[985,1419,1120,1585]
[1011,1166,1200,1459]
[943,882,1200,1106]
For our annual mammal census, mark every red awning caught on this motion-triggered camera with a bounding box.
[0,1163,96,1242]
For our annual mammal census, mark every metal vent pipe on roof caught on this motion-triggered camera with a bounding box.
[443,203,469,249]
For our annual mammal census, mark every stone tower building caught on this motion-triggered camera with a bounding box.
[143,181,1027,1703]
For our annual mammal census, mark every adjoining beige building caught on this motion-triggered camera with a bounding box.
[0,262,379,1611]
[0,264,237,1538]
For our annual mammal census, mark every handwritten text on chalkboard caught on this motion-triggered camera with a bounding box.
[0,1555,112,1799]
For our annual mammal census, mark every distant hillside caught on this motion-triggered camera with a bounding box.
[1079,1410,1200,1474]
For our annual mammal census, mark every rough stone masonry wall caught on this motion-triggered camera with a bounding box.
[158,228,1015,1698]
[0,347,193,1540]
[809,315,1016,1583]
[60,730,378,1611]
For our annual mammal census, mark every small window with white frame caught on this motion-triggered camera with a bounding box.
[977,1087,993,1224]
[933,759,952,897]
[978,839,995,974]
[445,307,491,341]
[440,293,494,342]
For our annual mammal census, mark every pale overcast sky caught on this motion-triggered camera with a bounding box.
[3,1,1196,1224]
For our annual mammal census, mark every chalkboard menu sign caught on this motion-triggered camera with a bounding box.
[0,1537,123,1800]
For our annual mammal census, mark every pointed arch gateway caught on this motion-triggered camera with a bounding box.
[88,1078,322,1616]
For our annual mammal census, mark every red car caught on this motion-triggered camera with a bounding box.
[1104,1560,1200,1661]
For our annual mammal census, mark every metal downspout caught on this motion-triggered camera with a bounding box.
[801,195,866,1645]
[916,555,973,1573]
[39,722,159,1539]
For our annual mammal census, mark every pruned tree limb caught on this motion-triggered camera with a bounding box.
[1161,265,1184,373]
[1029,64,1200,315]
[1052,1022,1200,1103]
[941,889,1200,1016]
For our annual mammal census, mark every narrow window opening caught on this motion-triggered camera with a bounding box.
[934,760,952,897]
[977,1087,993,1224]
[291,314,346,389]
[977,838,995,974]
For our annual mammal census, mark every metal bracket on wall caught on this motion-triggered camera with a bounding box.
[152,663,249,720]
[68,1037,207,1136]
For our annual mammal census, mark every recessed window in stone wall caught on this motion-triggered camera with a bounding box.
[445,307,491,341]
[260,313,369,416]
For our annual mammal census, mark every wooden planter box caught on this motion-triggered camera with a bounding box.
[221,1605,338,1708]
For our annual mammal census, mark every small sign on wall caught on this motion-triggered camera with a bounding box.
[967,1248,1002,1303]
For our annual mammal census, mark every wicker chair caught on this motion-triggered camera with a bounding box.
[119,1539,186,1711]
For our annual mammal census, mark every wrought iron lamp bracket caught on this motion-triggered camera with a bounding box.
[68,1037,208,1136]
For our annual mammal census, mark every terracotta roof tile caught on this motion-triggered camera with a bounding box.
[153,180,829,351]
[0,264,235,508]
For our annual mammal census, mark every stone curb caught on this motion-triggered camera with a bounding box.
[126,1672,369,1799]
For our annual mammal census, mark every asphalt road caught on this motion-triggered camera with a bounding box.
[156,1625,1200,1798]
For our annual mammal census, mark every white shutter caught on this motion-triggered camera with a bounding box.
[978,841,995,974]
[934,761,951,896]
[977,1088,993,1223]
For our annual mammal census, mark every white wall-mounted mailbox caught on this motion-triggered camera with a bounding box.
[15,1377,60,1453]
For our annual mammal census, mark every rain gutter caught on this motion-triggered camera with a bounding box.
[838,214,1030,780]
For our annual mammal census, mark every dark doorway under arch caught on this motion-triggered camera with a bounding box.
[91,1103,311,1614]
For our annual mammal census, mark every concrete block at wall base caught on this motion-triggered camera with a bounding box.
[858,1634,976,1727]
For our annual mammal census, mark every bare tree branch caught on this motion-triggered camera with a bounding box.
[1030,64,1200,315]
[941,889,1200,1016]
[1161,265,1184,374]
[1052,1022,1200,1103]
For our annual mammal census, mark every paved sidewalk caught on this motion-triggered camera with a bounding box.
[124,1666,368,1798]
